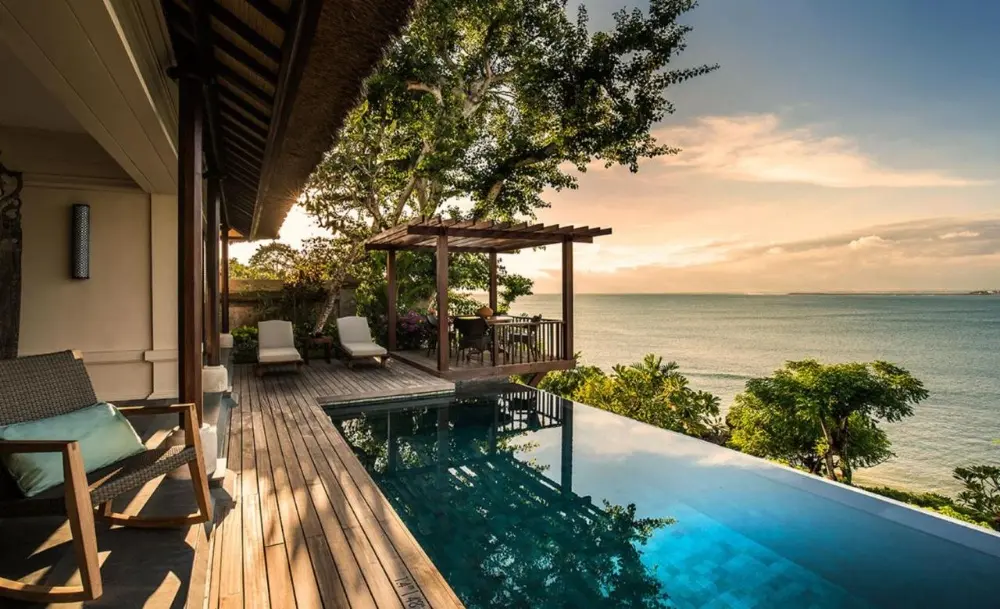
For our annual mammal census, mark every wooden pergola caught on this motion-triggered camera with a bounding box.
[366,218,612,379]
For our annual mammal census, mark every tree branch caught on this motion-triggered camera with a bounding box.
[407,81,444,105]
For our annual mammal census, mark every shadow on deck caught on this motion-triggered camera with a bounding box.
[0,360,460,609]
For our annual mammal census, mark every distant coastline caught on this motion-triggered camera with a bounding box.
[788,291,1000,296]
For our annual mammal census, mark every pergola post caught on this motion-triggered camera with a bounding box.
[436,235,449,371]
[205,179,221,367]
[561,238,574,360]
[386,249,397,351]
[177,71,204,423]
[221,225,230,333]
[488,250,498,312]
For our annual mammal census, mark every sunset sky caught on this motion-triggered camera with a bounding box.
[235,0,1000,294]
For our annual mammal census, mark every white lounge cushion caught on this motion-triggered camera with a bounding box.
[258,347,303,364]
[336,316,388,359]
[337,316,376,345]
[341,342,387,358]
[258,320,295,349]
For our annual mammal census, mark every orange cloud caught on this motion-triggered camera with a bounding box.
[656,114,991,188]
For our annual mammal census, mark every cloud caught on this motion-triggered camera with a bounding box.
[521,217,1000,293]
[655,114,990,188]
[848,235,891,250]
[940,231,980,239]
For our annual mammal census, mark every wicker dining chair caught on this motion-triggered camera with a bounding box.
[454,316,492,363]
[0,351,213,604]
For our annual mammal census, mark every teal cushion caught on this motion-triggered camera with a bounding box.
[0,402,145,497]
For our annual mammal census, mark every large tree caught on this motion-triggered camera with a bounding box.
[727,360,929,483]
[303,0,717,331]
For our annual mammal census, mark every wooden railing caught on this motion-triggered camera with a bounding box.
[486,316,566,366]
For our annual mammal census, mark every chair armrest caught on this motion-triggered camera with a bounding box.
[0,439,79,454]
[118,403,197,418]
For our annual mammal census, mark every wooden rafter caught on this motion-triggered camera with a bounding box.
[365,217,612,253]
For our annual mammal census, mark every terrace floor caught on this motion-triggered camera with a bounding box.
[0,359,461,609]
[392,349,575,382]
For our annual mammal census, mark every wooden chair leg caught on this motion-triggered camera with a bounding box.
[97,406,213,530]
[187,459,213,523]
[66,449,102,600]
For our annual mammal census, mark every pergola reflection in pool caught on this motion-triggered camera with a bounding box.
[365,217,612,381]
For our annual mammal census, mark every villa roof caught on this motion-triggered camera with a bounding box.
[162,0,415,239]
[365,217,613,254]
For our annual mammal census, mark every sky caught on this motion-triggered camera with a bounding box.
[235,0,1000,294]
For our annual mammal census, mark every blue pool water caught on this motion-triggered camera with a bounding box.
[329,385,1000,609]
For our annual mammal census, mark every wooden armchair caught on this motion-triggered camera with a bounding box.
[0,351,213,603]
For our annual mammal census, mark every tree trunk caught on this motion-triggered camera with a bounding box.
[0,164,24,359]
[817,418,839,481]
[313,278,343,335]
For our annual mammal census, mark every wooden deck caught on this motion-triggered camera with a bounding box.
[209,359,461,609]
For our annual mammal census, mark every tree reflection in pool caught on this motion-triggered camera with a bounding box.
[330,385,674,609]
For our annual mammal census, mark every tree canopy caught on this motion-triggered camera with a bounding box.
[302,0,717,331]
[727,360,929,483]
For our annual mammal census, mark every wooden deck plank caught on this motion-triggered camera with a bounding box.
[218,368,245,609]
[245,371,297,608]
[275,375,388,609]
[293,381,464,609]
[212,361,461,609]
[240,369,271,609]
[256,376,325,609]
[281,376,451,609]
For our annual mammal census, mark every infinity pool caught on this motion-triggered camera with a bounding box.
[328,384,1000,609]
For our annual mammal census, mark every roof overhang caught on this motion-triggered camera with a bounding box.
[161,0,415,239]
[366,218,613,254]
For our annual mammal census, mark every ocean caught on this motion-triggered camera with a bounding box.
[511,293,1000,494]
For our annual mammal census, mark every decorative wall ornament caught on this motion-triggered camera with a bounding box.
[0,161,24,359]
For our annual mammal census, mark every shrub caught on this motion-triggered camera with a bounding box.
[953,465,1000,529]
[397,311,426,350]
[231,326,259,364]
[860,485,994,530]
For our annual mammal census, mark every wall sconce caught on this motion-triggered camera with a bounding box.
[71,203,90,279]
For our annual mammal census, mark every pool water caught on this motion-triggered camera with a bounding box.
[328,385,1000,609]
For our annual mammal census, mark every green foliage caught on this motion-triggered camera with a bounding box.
[301,0,715,332]
[953,465,1000,528]
[243,242,300,281]
[860,486,995,530]
[231,326,259,364]
[541,354,722,441]
[351,248,534,342]
[537,360,606,398]
[727,360,929,483]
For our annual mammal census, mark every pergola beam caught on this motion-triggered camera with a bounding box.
[365,217,611,254]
